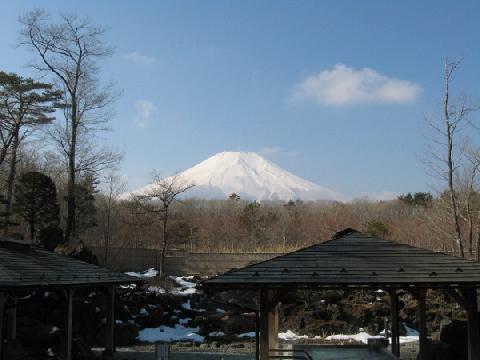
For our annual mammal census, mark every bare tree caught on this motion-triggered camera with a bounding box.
[426,59,477,257]
[19,9,117,242]
[133,173,194,277]
[462,148,480,260]
[97,171,125,265]
[457,145,480,257]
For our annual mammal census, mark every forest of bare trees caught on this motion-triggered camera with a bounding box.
[0,9,479,264]
[80,192,477,260]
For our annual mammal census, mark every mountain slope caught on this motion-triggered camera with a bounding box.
[123,151,347,201]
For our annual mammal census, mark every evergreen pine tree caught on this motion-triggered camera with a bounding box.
[14,171,59,240]
[73,174,98,237]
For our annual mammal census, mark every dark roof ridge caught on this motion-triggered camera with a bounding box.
[331,228,360,239]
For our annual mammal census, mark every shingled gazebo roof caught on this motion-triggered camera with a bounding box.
[0,240,139,290]
[203,229,480,289]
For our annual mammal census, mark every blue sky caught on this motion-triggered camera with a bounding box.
[1,1,479,199]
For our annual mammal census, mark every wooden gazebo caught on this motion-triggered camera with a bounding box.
[0,239,140,360]
[203,229,480,360]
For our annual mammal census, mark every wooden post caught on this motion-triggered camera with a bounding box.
[105,286,116,357]
[268,300,279,351]
[464,288,480,360]
[255,310,260,360]
[389,290,400,357]
[64,288,74,360]
[6,296,16,340]
[259,288,269,360]
[259,289,279,360]
[0,293,6,360]
[416,290,429,360]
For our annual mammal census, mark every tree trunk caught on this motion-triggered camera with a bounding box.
[0,136,14,171]
[160,207,168,277]
[29,220,35,241]
[4,128,20,234]
[444,60,464,258]
[476,213,480,262]
[467,203,474,257]
[104,198,112,265]
[65,101,77,243]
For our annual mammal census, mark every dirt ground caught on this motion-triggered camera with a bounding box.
[398,342,419,360]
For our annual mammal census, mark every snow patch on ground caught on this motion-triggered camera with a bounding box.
[125,268,159,278]
[326,331,384,344]
[326,326,419,344]
[178,318,191,325]
[209,331,225,337]
[146,286,166,294]
[278,330,309,341]
[237,332,256,338]
[170,276,198,296]
[404,325,419,337]
[137,324,204,343]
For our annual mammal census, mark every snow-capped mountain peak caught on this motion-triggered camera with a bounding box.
[123,151,347,201]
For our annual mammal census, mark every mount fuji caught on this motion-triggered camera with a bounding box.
[123,151,347,201]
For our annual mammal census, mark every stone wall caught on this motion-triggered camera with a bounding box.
[89,246,281,275]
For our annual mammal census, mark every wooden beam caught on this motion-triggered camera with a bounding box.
[104,286,116,357]
[63,288,74,360]
[464,288,480,360]
[389,290,400,357]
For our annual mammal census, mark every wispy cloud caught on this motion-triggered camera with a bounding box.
[133,100,156,128]
[357,191,399,202]
[258,146,297,158]
[291,64,421,106]
[125,51,156,64]
[259,146,282,156]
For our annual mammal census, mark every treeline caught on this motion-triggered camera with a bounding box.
[86,190,476,260]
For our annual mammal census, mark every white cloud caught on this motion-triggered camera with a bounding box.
[133,100,156,128]
[125,51,156,64]
[291,64,421,106]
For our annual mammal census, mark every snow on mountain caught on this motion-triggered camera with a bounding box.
[122,151,347,201]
